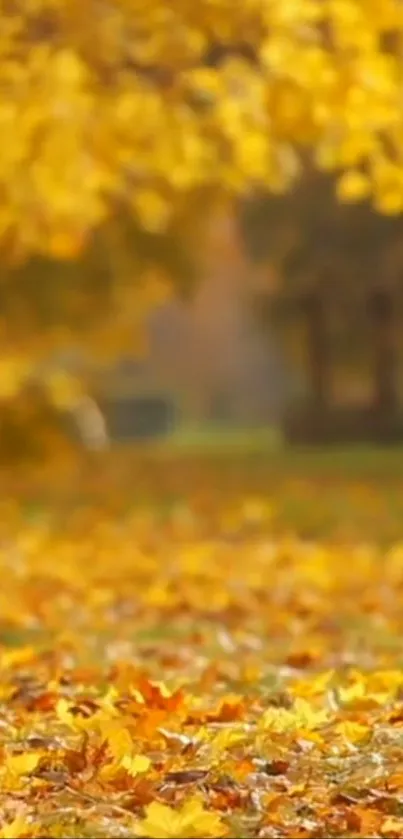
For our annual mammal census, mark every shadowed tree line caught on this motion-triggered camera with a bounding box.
[239,174,403,442]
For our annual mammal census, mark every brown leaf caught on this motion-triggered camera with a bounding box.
[163,769,209,786]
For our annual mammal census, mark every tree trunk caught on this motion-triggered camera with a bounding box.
[300,291,329,407]
[368,288,398,412]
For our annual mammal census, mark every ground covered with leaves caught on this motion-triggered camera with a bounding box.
[1,452,403,838]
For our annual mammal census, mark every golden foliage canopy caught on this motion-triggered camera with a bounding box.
[1,0,403,261]
[1,0,403,411]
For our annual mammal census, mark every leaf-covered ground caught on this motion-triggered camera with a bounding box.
[1,451,403,838]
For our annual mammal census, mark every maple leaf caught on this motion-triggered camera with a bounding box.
[101,720,134,763]
[136,797,228,838]
[335,720,371,745]
[260,698,329,733]
[56,698,84,731]
[337,679,389,708]
[206,695,245,723]
[291,670,335,698]
[121,753,151,777]
[3,752,42,777]
[97,718,152,780]
[199,724,247,756]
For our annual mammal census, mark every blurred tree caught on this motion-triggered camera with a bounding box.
[239,171,403,412]
[1,0,403,448]
[3,0,403,258]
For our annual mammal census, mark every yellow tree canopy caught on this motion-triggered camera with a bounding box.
[1,0,403,410]
[1,0,403,260]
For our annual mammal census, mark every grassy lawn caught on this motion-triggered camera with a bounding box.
[1,438,403,837]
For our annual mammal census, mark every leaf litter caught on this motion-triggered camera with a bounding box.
[0,457,402,837]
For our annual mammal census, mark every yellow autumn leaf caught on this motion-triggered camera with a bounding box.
[100,751,151,782]
[57,694,119,735]
[370,670,403,692]
[292,670,335,698]
[121,754,151,777]
[4,752,41,777]
[335,720,371,743]
[235,134,271,181]
[0,814,33,838]
[337,681,366,704]
[56,698,99,732]
[208,726,247,755]
[136,797,228,839]
[337,679,389,707]
[56,698,80,730]
[260,698,329,733]
[0,646,36,669]
[260,706,298,734]
[381,816,403,835]
[336,170,372,203]
[337,133,378,167]
[97,716,152,779]
[0,357,30,400]
[186,68,222,98]
[101,721,133,762]
[133,191,170,233]
[46,230,84,259]
[374,188,403,215]
[150,680,173,699]
[44,371,83,410]
[52,49,84,86]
